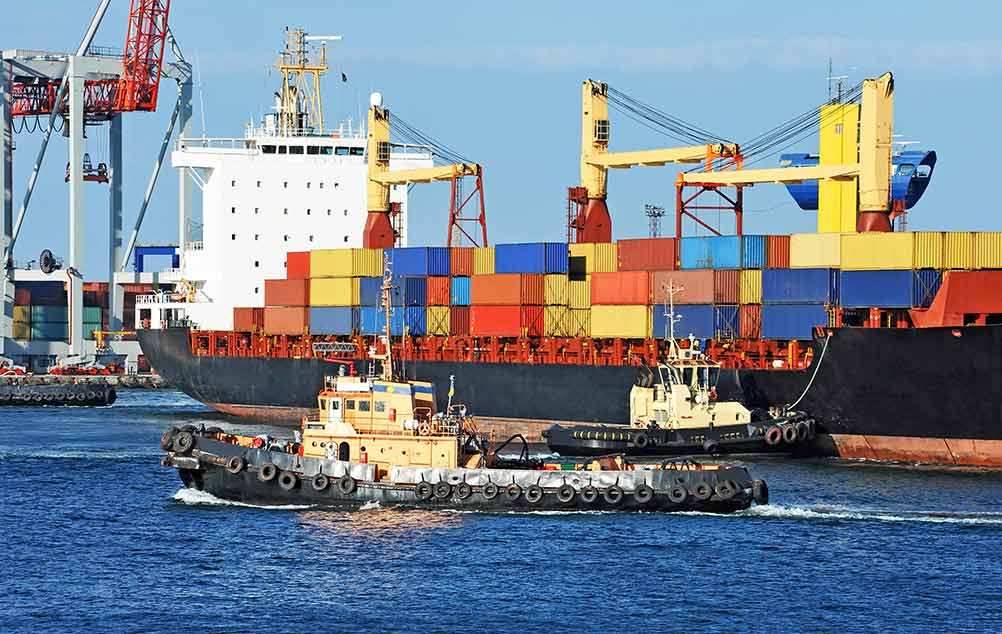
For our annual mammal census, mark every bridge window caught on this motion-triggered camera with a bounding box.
[307,146,320,156]
[320,147,333,156]
[335,147,350,156]
[307,209,311,215]
[350,147,364,156]
[278,146,287,155]
[254,208,259,215]
[262,145,276,154]
[289,146,304,155]
[231,180,236,187]
[344,236,349,243]
[374,401,385,413]
[231,207,236,214]
[895,163,916,177]
[916,165,932,178]
[307,182,312,189]
[346,399,355,410]
[358,400,370,412]
[231,234,236,240]
[319,182,325,189]
[254,261,259,268]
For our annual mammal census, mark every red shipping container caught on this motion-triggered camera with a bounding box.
[470,274,544,305]
[14,287,31,305]
[713,270,740,304]
[591,271,651,305]
[286,251,310,279]
[617,238,676,271]
[739,304,762,339]
[263,306,308,335]
[650,270,715,304]
[450,306,470,335]
[766,235,791,269]
[233,307,265,331]
[265,279,309,306]
[426,277,451,305]
[470,305,543,337]
[450,247,474,276]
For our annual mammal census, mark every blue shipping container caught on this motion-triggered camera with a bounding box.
[309,306,356,335]
[386,247,449,276]
[680,236,742,269]
[761,304,828,340]
[714,305,739,339]
[741,235,767,269]
[495,242,569,274]
[652,304,715,339]
[402,276,427,306]
[761,268,839,304]
[450,277,471,305]
[359,276,426,306]
[358,277,384,306]
[913,269,942,309]
[841,269,944,309]
[359,307,426,335]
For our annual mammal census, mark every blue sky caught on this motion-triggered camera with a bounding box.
[3,1,1001,279]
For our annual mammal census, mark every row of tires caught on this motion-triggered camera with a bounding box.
[0,388,115,406]
[762,418,815,446]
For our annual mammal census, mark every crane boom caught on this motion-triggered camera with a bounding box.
[370,163,480,185]
[680,164,859,186]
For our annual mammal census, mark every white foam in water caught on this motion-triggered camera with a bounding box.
[172,488,315,511]
[738,504,1002,525]
[0,448,161,460]
[358,499,382,511]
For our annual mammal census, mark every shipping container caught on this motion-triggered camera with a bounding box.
[358,277,384,306]
[425,277,451,306]
[713,270,740,304]
[591,271,651,305]
[840,269,943,309]
[943,232,973,269]
[568,278,590,309]
[450,306,470,336]
[12,321,30,340]
[616,238,676,271]
[840,232,914,270]
[473,247,495,275]
[470,274,545,305]
[761,304,829,340]
[309,306,356,335]
[568,308,590,337]
[739,304,762,339]
[385,247,450,276]
[14,286,31,306]
[544,274,568,305]
[31,322,68,340]
[450,247,474,276]
[14,281,65,306]
[789,233,840,268]
[913,231,944,269]
[652,304,714,340]
[715,305,739,339]
[30,305,69,322]
[13,305,30,326]
[309,277,356,307]
[680,236,741,270]
[82,306,102,322]
[543,305,570,337]
[495,242,568,274]
[310,248,383,278]
[358,306,427,336]
[651,270,715,305]
[741,235,767,269]
[401,277,428,306]
[592,305,650,339]
[766,235,791,269]
[233,307,265,332]
[450,277,471,305]
[569,243,617,277]
[973,232,1002,269]
[740,269,762,304]
[286,251,310,279]
[470,305,543,337]
[913,269,943,308]
[264,279,308,306]
[426,305,450,336]
[761,268,839,304]
[263,306,309,336]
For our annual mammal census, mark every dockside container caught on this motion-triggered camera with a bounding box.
[591,271,651,305]
[739,304,762,339]
[651,270,715,305]
[740,270,762,304]
[495,242,568,274]
[309,306,356,335]
[616,238,676,271]
[309,277,357,307]
[543,305,570,336]
[840,233,915,270]
[652,304,714,340]
[973,232,1002,269]
[426,305,450,336]
[761,268,839,304]
[450,277,471,305]
[766,235,791,269]
[470,305,543,337]
[450,247,474,276]
[761,304,829,340]
[310,248,383,278]
[741,236,767,269]
[840,269,943,309]
[450,306,470,335]
[470,274,545,305]
[569,243,617,277]
[568,278,590,309]
[713,270,740,304]
[473,247,495,275]
[233,307,265,332]
[286,251,310,279]
[592,305,650,339]
[426,277,451,306]
[386,247,450,276]
[789,233,840,268]
[544,274,569,305]
[680,236,741,269]
[263,306,309,336]
[943,232,973,269]
[913,231,944,269]
[265,279,309,306]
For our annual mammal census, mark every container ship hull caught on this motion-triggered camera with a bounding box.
[139,326,1002,467]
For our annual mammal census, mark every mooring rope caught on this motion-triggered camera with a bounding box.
[787,332,832,410]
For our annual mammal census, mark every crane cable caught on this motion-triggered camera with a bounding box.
[390,113,473,166]
[604,83,732,145]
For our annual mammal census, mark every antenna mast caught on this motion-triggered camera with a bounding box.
[379,254,395,381]
[645,203,665,238]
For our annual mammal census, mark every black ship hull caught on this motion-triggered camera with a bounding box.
[139,326,1002,467]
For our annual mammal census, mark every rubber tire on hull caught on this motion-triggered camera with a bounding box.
[258,463,278,482]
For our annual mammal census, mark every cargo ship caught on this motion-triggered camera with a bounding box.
[137,32,1002,467]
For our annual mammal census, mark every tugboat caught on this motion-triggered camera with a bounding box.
[160,267,769,513]
[543,284,815,458]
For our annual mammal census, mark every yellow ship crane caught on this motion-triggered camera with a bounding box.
[573,79,740,242]
[364,94,487,248]
[678,72,895,234]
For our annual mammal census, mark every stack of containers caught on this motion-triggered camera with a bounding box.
[591,271,651,338]
[307,248,382,336]
[30,305,69,341]
[470,242,565,337]
[761,268,837,339]
[649,270,716,340]
[426,248,455,336]
[838,233,942,312]
[449,247,473,335]
[359,246,443,336]
[264,277,309,335]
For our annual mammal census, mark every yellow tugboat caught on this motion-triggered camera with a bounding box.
[160,266,769,512]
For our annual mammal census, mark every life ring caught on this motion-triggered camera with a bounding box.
[312,474,329,491]
[504,483,522,501]
[782,424,798,444]
[251,437,265,449]
[160,428,177,451]
[633,432,650,449]
[277,471,298,491]
[455,482,473,500]
[525,484,544,504]
[764,426,782,446]
[433,482,453,500]
[481,483,499,500]
[337,475,357,495]
[602,485,624,505]
[418,422,431,436]
[692,482,713,502]
[714,480,737,500]
[580,485,599,503]
[753,480,769,505]
[634,483,655,504]
[556,484,576,503]
[172,431,195,455]
[258,463,278,482]
[668,486,688,504]
[415,481,434,501]
[795,421,811,442]
[226,456,245,474]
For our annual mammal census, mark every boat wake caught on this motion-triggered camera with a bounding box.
[738,504,1002,525]
[0,448,161,460]
[172,488,315,510]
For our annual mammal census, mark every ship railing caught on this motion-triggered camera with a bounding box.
[312,341,357,356]
[175,137,258,151]
[187,241,203,251]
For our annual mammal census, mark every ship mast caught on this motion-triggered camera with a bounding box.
[378,254,395,381]
[662,280,683,361]
[277,28,341,136]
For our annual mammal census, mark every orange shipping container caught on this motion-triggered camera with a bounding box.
[263,306,308,335]
[470,274,545,305]
[739,305,762,339]
[233,307,264,331]
[286,251,310,279]
[470,305,543,337]
[616,238,676,271]
[450,306,470,336]
[591,271,651,305]
[264,279,309,306]
[766,235,790,269]
[450,247,474,276]
[713,270,740,304]
[650,270,715,304]
[426,277,451,305]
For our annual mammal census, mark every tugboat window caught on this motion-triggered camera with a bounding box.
[374,401,386,412]
[338,442,350,461]
[346,400,355,410]
[358,401,371,412]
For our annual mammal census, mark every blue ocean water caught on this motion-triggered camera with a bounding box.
[2,390,1001,633]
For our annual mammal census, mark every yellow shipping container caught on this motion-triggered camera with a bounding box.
[544,305,570,337]
[740,269,762,304]
[544,274,569,305]
[473,247,495,275]
[13,305,30,324]
[973,232,1002,269]
[913,232,944,269]
[568,309,591,337]
[568,277,591,309]
[591,305,650,339]
[309,277,357,306]
[426,306,450,336]
[12,306,30,340]
[790,233,841,268]
[840,232,914,270]
[569,243,617,274]
[943,231,974,269]
[310,248,383,277]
